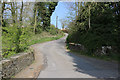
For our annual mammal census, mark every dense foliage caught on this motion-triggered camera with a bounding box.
[34,2,58,32]
[1,2,59,58]
[67,2,120,57]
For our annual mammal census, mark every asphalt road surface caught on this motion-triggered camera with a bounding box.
[37,34,118,78]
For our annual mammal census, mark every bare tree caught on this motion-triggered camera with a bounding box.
[60,19,68,29]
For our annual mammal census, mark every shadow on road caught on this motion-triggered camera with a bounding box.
[66,51,119,79]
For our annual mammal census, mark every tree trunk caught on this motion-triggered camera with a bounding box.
[89,5,91,29]
[75,2,77,18]
[34,7,37,34]
[1,2,5,26]
[78,2,80,16]
[20,1,23,27]
[11,2,16,23]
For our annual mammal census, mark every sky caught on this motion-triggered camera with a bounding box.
[50,2,69,29]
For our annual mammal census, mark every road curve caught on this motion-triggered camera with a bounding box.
[37,34,118,78]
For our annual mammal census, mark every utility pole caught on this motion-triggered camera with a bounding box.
[56,16,58,28]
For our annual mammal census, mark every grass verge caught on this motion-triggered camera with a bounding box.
[29,34,64,46]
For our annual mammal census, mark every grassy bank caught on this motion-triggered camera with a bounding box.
[66,43,119,62]
[3,31,64,58]
[29,32,64,46]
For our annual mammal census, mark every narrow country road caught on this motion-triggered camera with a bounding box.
[37,34,118,78]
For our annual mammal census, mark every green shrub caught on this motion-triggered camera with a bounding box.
[36,25,43,34]
[49,24,58,35]
[19,27,32,51]
[2,24,20,57]
[2,24,32,58]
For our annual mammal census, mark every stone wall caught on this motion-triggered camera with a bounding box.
[1,51,35,78]
[68,43,85,51]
